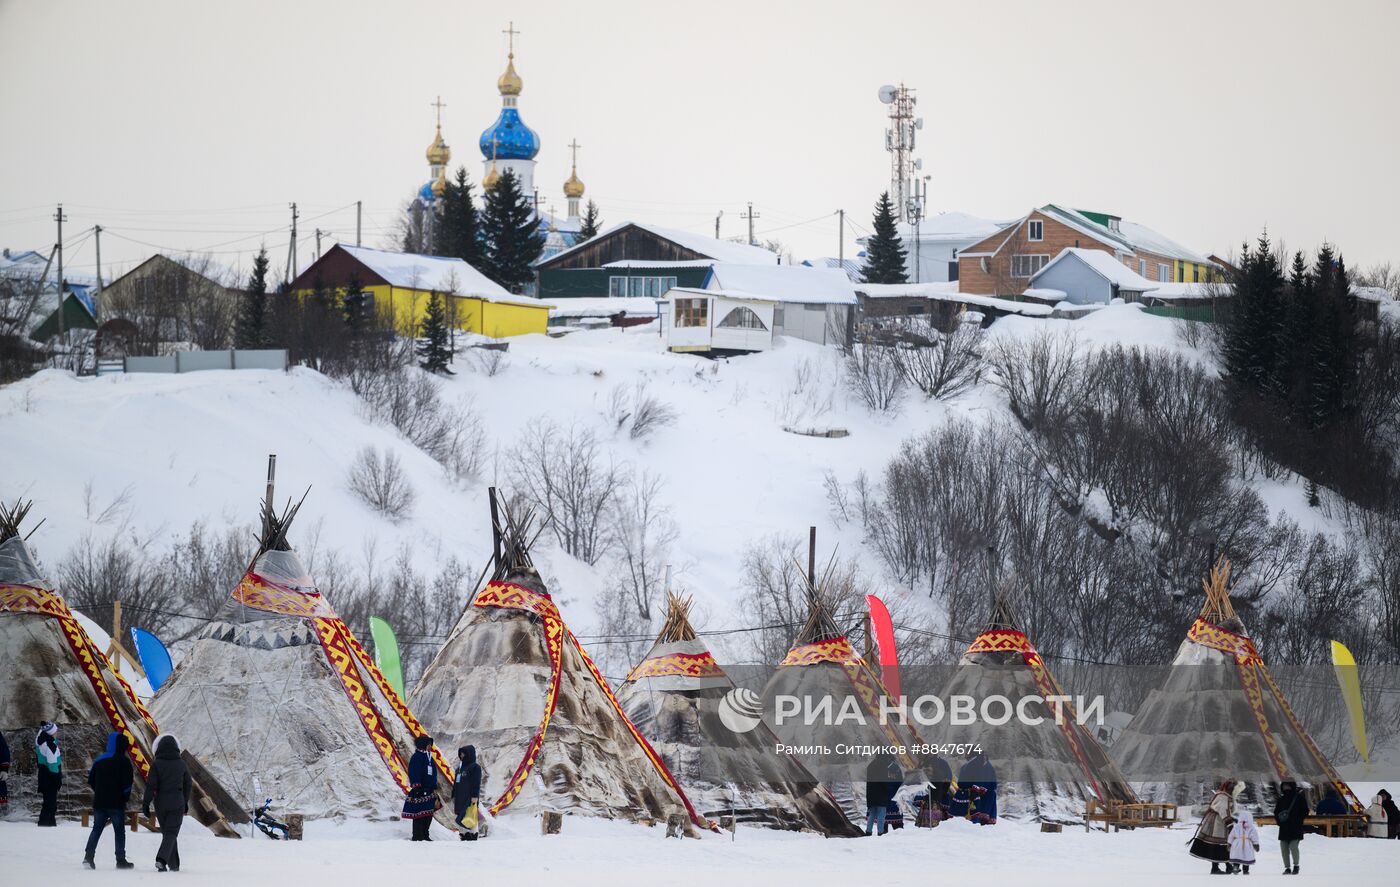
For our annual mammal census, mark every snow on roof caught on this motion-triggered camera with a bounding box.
[1033,247,1159,292]
[1146,281,1231,301]
[542,297,659,318]
[337,245,543,306]
[542,221,779,267]
[1351,285,1394,303]
[1040,206,1135,254]
[602,259,717,269]
[1115,220,1212,265]
[856,281,960,299]
[855,281,1053,316]
[900,211,1008,242]
[1020,287,1068,301]
[800,257,863,282]
[703,263,857,304]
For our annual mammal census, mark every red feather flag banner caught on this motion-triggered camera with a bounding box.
[865,594,901,699]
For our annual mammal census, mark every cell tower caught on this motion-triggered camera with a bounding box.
[878,83,924,225]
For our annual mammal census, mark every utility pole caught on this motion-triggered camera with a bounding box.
[837,209,845,268]
[315,228,323,260]
[285,202,299,285]
[54,204,67,340]
[93,224,103,325]
[714,210,723,240]
[741,202,759,246]
[356,200,362,247]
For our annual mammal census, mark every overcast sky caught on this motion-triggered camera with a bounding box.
[2,0,1397,282]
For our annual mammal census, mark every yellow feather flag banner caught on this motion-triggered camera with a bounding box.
[1330,640,1369,763]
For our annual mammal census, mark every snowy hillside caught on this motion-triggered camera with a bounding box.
[0,306,1336,668]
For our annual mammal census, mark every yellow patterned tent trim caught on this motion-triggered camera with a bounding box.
[229,569,452,788]
[1187,617,1363,812]
[625,650,724,682]
[1,583,157,779]
[780,637,858,667]
[472,580,716,831]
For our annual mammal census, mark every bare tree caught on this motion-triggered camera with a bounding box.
[988,329,1084,429]
[506,418,625,564]
[845,343,904,413]
[608,471,678,622]
[604,382,678,441]
[347,446,416,520]
[740,534,866,666]
[893,322,985,400]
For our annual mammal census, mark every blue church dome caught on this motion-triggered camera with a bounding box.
[479,108,540,161]
[418,181,436,202]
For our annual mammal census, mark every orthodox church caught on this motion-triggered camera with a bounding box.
[413,24,589,261]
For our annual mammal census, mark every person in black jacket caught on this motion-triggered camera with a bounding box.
[83,732,135,869]
[34,722,61,827]
[402,735,439,841]
[0,728,10,808]
[453,745,482,842]
[864,754,898,836]
[1273,779,1310,875]
[141,734,192,872]
[1379,789,1398,839]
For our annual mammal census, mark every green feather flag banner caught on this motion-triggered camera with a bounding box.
[369,616,405,698]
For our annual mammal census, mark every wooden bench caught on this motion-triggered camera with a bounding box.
[1255,814,1370,838]
[1085,799,1178,832]
[79,811,159,832]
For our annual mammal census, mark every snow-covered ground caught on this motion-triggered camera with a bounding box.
[0,811,1391,885]
[0,305,1343,661]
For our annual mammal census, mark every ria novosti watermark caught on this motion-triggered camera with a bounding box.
[718,687,1105,735]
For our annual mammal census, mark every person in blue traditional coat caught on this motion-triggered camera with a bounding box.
[453,745,482,841]
[0,728,11,807]
[1314,788,1347,816]
[34,722,61,826]
[403,735,439,841]
[957,751,998,824]
[83,732,135,869]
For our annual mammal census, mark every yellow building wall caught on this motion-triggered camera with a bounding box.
[295,285,547,338]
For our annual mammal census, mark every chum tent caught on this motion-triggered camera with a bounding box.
[617,592,861,835]
[151,460,452,821]
[1111,560,1364,809]
[759,545,928,823]
[935,596,1139,821]
[409,495,714,833]
[0,500,240,834]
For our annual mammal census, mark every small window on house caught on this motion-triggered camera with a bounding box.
[1138,259,1147,277]
[1192,265,1200,283]
[1027,220,1044,241]
[717,307,767,330]
[608,276,627,297]
[773,304,785,327]
[979,257,989,274]
[675,298,709,328]
[1158,263,1171,282]
[1108,218,1121,232]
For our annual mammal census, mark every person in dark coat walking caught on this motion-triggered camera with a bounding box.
[1379,789,1399,839]
[1273,779,1310,875]
[141,734,192,872]
[863,755,898,836]
[0,728,11,808]
[34,722,61,827]
[453,745,482,841]
[403,735,439,841]
[958,751,998,825]
[83,732,135,869]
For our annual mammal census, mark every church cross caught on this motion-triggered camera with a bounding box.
[503,21,519,55]
[431,95,446,128]
[490,134,499,161]
[568,138,581,169]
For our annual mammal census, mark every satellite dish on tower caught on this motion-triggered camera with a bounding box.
[878,85,898,104]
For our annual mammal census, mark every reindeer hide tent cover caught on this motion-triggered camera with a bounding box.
[934,597,1138,821]
[617,593,861,835]
[0,501,238,833]
[409,504,713,832]
[151,484,451,821]
[1111,561,1364,810]
[760,583,927,824]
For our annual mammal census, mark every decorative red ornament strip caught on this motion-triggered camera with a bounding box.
[625,650,724,682]
[1,583,154,779]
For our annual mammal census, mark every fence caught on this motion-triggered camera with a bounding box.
[123,349,288,374]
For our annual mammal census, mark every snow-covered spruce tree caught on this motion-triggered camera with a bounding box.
[234,245,271,349]
[860,191,908,285]
[1221,233,1286,397]
[433,167,482,267]
[578,199,602,242]
[480,169,544,293]
[416,292,454,375]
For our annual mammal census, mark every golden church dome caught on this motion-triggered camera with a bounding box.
[431,169,448,198]
[497,54,523,97]
[426,126,450,166]
[483,162,500,191]
[563,167,585,199]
